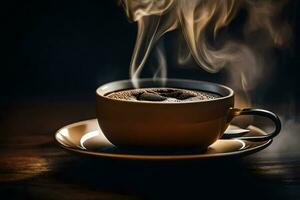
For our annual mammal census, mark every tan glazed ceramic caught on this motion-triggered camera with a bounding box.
[96,79,281,149]
[55,119,272,160]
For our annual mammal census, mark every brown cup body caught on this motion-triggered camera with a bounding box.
[96,79,234,149]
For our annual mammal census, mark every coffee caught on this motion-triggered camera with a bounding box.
[106,88,221,102]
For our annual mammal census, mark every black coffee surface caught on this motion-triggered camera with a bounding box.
[106,88,221,102]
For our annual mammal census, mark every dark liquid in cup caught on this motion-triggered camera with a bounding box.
[106,88,221,102]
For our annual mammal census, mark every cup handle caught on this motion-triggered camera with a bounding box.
[224,108,281,141]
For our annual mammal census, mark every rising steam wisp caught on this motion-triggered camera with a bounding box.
[120,0,290,93]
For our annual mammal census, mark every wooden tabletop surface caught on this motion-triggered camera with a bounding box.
[1,100,300,200]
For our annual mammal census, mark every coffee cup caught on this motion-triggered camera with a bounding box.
[96,79,281,149]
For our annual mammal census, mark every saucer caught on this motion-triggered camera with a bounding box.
[55,119,272,160]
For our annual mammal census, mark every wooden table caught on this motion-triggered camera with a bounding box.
[1,100,300,199]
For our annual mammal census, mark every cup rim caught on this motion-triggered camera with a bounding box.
[96,78,234,104]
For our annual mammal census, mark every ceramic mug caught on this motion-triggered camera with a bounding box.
[96,79,281,149]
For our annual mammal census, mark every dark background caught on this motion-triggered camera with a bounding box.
[1,1,300,199]
[2,0,300,110]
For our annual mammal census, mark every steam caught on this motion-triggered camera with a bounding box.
[120,0,177,87]
[153,42,168,85]
[120,0,290,91]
